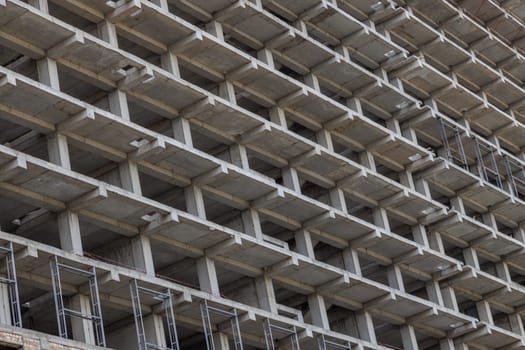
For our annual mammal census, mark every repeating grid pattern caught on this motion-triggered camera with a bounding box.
[0,0,525,349]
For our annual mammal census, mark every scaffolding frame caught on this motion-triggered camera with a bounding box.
[130,279,180,350]
[50,256,105,347]
[317,335,351,350]
[474,139,503,190]
[505,156,525,199]
[263,318,300,350]
[0,242,22,328]
[438,118,469,170]
[200,299,244,350]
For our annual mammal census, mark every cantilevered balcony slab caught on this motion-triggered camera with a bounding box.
[0,1,75,54]
[217,1,289,49]
[418,161,480,195]
[460,324,524,350]
[120,67,208,115]
[312,55,376,97]
[145,213,232,250]
[183,97,265,138]
[430,213,492,246]
[442,268,507,300]
[490,198,525,225]
[253,190,327,229]
[304,210,375,245]
[270,256,343,292]
[113,1,194,47]
[134,137,219,179]
[198,164,276,203]
[340,170,402,205]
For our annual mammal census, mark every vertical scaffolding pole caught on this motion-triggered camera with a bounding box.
[50,256,106,347]
[130,279,180,350]
[0,242,22,327]
[200,299,244,350]
[263,319,300,350]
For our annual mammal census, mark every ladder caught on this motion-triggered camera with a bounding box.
[0,242,22,327]
[263,318,300,350]
[130,279,180,350]
[317,335,351,350]
[50,256,106,347]
[200,299,244,350]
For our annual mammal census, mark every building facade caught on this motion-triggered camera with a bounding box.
[0,0,524,349]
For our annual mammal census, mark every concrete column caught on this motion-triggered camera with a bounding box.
[230,143,250,169]
[47,133,70,170]
[206,21,224,41]
[308,293,330,329]
[316,129,334,152]
[257,48,274,68]
[414,178,431,198]
[70,294,95,345]
[513,226,525,244]
[185,185,207,219]
[241,209,263,240]
[329,188,347,212]
[463,247,480,270]
[356,311,376,344]
[441,287,459,312]
[294,229,315,259]
[450,196,465,214]
[144,314,166,348]
[373,207,390,231]
[439,338,455,350]
[57,211,83,255]
[269,106,287,128]
[282,167,301,193]
[426,280,444,306]
[400,325,419,350]
[37,57,60,89]
[359,151,376,171]
[28,0,49,12]
[212,332,230,350]
[342,247,361,275]
[476,300,493,324]
[495,261,511,282]
[130,235,155,275]
[219,81,236,104]
[47,124,84,256]
[0,285,11,325]
[428,231,445,254]
[509,313,525,337]
[161,51,181,77]
[387,265,405,292]
[412,224,429,248]
[197,256,220,295]
[98,19,118,46]
[172,117,193,146]
[399,171,415,191]
[118,160,142,196]
[255,275,277,314]
[108,89,131,120]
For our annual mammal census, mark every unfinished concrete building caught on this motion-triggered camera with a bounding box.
[1,0,525,349]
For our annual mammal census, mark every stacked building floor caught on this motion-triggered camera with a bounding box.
[1,0,525,349]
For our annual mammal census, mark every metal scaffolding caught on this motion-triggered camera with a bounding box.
[200,299,243,350]
[50,256,106,347]
[474,139,503,190]
[130,279,179,350]
[505,156,525,200]
[317,335,351,350]
[438,118,469,170]
[263,318,300,350]
[0,242,22,328]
